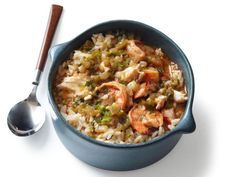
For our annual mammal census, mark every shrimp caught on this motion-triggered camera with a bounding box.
[128,105,149,134]
[96,81,128,109]
[126,40,145,61]
[129,105,164,134]
[144,68,160,82]
[142,112,163,128]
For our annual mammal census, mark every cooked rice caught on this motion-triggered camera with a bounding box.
[53,32,188,144]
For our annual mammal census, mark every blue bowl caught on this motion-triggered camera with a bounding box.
[47,20,196,171]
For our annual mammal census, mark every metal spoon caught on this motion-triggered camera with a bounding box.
[7,5,63,136]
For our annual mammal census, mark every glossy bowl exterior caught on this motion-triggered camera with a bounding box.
[47,20,196,171]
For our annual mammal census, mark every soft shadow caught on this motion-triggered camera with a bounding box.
[23,113,51,149]
[84,101,212,177]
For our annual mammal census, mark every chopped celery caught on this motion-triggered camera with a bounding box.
[100,116,112,124]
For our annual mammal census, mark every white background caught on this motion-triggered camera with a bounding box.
[0,0,235,176]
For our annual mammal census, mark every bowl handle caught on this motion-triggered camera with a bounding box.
[49,42,69,62]
[177,109,196,134]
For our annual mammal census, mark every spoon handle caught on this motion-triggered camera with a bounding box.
[33,4,63,85]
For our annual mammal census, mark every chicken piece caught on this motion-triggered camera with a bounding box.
[91,33,105,49]
[173,90,188,103]
[84,95,92,101]
[57,74,90,96]
[128,105,149,134]
[142,112,163,128]
[103,34,115,48]
[58,76,80,88]
[99,61,110,72]
[163,108,175,119]
[141,47,164,67]
[115,65,139,82]
[139,48,165,72]
[175,104,185,118]
[155,48,164,58]
[134,83,148,99]
[96,81,128,109]
[99,91,116,106]
[73,50,91,62]
[155,95,167,110]
[133,69,159,99]
[126,40,145,61]
[169,63,184,87]
[66,113,81,128]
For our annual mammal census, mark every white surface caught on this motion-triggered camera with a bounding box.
[0,0,235,176]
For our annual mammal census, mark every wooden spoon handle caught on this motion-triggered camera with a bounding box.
[36,4,63,71]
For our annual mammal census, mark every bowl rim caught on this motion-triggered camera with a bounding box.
[47,19,195,148]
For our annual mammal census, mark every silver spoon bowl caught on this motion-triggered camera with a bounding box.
[7,86,45,136]
[7,5,63,136]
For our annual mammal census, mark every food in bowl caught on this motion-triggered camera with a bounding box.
[53,32,188,144]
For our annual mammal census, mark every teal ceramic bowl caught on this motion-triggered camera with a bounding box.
[47,20,196,171]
